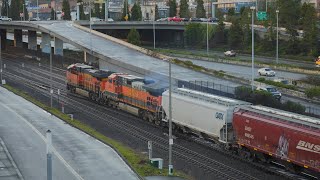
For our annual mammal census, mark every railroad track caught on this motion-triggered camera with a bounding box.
[2,59,262,180]
[4,56,311,180]
[5,55,314,180]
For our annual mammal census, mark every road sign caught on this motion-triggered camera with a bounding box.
[257,11,267,21]
[124,15,128,21]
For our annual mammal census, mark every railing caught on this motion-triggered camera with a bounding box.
[177,80,236,98]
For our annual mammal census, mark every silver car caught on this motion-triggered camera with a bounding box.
[257,86,282,100]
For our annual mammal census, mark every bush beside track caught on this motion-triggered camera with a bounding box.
[3,84,189,179]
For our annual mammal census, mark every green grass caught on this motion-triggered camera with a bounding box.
[3,84,190,179]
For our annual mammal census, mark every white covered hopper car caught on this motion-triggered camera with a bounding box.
[161,88,251,143]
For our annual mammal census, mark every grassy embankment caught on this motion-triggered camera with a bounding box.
[3,84,190,179]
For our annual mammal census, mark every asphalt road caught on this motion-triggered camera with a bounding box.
[161,47,316,69]
[177,56,308,81]
[0,87,139,180]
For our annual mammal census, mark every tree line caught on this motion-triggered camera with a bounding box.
[184,0,319,57]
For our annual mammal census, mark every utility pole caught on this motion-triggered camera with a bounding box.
[0,37,2,85]
[105,0,109,21]
[89,1,93,61]
[37,0,39,19]
[276,9,279,64]
[250,6,255,91]
[50,42,53,108]
[168,59,173,176]
[46,130,52,180]
[206,0,209,57]
[23,4,25,21]
[153,0,155,49]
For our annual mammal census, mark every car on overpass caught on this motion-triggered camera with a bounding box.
[168,16,182,22]
[0,16,12,21]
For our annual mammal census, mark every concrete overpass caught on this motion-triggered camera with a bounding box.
[76,21,186,30]
[0,21,239,90]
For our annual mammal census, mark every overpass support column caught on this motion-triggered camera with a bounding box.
[14,29,23,47]
[28,30,37,50]
[84,52,96,64]
[54,37,63,56]
[212,4,216,18]
[0,29,6,50]
[41,32,51,54]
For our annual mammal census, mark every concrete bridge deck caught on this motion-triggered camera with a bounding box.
[0,21,239,90]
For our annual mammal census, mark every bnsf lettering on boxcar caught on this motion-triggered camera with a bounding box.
[296,140,320,154]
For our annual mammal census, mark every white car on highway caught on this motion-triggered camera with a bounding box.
[258,68,276,77]
[224,50,236,57]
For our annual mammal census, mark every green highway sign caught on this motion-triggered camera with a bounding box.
[257,11,267,21]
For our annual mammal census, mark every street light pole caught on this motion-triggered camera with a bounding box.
[0,37,2,85]
[168,59,173,176]
[250,6,255,91]
[37,0,39,19]
[206,0,209,57]
[153,0,155,49]
[89,2,93,61]
[50,41,53,108]
[23,4,25,21]
[276,9,279,64]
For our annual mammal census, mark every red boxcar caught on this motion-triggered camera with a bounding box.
[233,106,320,173]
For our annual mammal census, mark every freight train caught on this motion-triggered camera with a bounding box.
[66,63,320,176]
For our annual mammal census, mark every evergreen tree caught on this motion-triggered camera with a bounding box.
[94,3,101,18]
[154,4,159,20]
[51,8,57,20]
[101,3,105,19]
[1,0,9,16]
[9,0,19,20]
[122,0,130,21]
[196,0,205,18]
[239,7,251,46]
[214,18,225,44]
[127,28,141,45]
[227,8,235,16]
[131,3,142,21]
[78,0,86,20]
[91,8,95,18]
[179,0,189,18]
[277,0,300,44]
[62,0,71,20]
[168,0,177,17]
[228,18,243,48]
[300,3,318,56]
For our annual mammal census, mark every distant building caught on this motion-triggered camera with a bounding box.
[215,0,256,13]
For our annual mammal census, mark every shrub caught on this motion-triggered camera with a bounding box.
[302,75,320,86]
[280,100,306,114]
[127,28,141,46]
[305,87,320,98]
[255,78,297,90]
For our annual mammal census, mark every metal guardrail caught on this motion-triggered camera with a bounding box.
[177,80,320,117]
[177,80,236,98]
